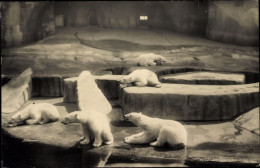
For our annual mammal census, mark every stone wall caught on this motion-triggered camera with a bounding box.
[1,1,259,47]
[206,0,259,46]
[1,2,55,48]
[54,1,208,34]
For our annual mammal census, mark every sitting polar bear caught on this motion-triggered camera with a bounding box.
[61,111,113,147]
[137,53,166,67]
[120,69,161,88]
[8,103,60,126]
[124,112,187,149]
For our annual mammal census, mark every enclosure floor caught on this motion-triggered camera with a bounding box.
[1,27,259,77]
[2,97,259,167]
[1,27,259,167]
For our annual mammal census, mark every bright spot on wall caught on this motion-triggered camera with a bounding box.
[140,16,148,20]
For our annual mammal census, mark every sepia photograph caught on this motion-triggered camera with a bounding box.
[1,0,259,167]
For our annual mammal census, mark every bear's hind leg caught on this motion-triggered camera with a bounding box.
[150,128,167,147]
[93,129,103,147]
[148,76,161,88]
[103,131,114,145]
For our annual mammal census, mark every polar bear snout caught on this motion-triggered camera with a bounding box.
[8,120,14,124]
[61,120,68,125]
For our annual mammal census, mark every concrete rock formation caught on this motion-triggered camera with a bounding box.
[77,71,112,114]
[1,68,33,113]
[120,83,259,120]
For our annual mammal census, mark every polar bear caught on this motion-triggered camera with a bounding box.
[124,112,187,149]
[137,53,166,67]
[120,69,161,88]
[61,111,113,147]
[8,103,60,126]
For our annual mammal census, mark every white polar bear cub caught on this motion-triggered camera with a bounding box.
[8,103,60,126]
[61,111,113,147]
[120,69,161,88]
[124,112,187,149]
[137,53,166,67]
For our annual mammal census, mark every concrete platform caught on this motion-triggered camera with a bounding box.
[159,71,246,85]
[120,83,259,120]
[2,98,259,167]
[1,27,259,167]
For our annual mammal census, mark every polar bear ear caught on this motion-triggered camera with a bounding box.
[139,112,142,114]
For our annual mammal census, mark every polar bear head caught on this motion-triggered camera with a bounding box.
[61,111,82,125]
[120,76,133,84]
[8,113,23,124]
[154,55,167,65]
[124,112,151,129]
[8,105,32,124]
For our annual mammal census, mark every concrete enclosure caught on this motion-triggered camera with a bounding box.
[1,2,55,47]
[1,1,259,47]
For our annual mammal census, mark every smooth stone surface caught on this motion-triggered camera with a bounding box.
[77,71,112,114]
[159,71,245,85]
[120,83,259,120]
[63,75,124,102]
[2,98,259,165]
[1,68,33,113]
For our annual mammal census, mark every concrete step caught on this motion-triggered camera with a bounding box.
[120,83,259,120]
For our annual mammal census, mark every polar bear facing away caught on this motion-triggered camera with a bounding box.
[124,112,187,149]
[61,111,113,147]
[120,69,161,88]
[137,53,166,67]
[8,103,60,126]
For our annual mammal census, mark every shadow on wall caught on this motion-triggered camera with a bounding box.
[1,2,55,48]
[206,0,259,46]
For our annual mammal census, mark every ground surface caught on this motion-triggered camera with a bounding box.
[1,27,259,77]
[1,27,259,167]
[2,97,259,167]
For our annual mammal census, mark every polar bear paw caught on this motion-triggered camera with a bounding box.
[80,139,90,145]
[104,140,113,145]
[93,142,102,147]
[124,136,133,143]
[150,141,158,147]
[155,84,161,88]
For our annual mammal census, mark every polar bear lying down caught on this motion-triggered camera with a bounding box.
[137,53,167,67]
[120,69,161,88]
[124,112,187,149]
[61,111,114,147]
[7,103,60,127]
